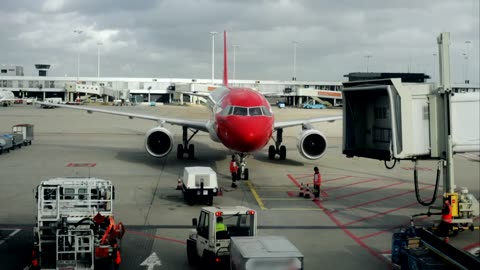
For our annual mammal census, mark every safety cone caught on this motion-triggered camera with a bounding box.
[176,178,183,190]
[304,184,311,199]
[299,183,304,197]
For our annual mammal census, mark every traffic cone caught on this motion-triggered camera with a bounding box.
[304,184,311,199]
[299,183,304,197]
[176,178,182,190]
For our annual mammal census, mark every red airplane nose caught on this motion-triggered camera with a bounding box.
[221,117,273,153]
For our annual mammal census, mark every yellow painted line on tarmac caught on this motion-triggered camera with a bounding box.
[246,180,266,210]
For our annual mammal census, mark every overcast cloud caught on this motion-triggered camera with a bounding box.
[1,0,478,84]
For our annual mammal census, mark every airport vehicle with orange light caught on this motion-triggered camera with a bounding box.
[187,206,257,269]
[30,177,125,270]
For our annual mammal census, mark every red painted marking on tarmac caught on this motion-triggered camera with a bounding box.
[291,174,314,180]
[401,167,432,171]
[287,174,302,187]
[286,191,296,197]
[358,216,431,240]
[311,200,388,264]
[463,242,480,251]
[343,201,421,226]
[128,230,186,245]
[331,185,434,214]
[342,195,442,227]
[324,178,381,191]
[335,181,405,200]
[323,176,352,183]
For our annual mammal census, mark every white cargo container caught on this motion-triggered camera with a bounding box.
[12,124,34,145]
[230,236,304,270]
[181,166,219,205]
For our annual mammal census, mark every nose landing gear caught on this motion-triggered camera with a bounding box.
[268,129,286,160]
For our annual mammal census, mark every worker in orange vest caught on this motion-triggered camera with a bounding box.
[313,167,322,201]
[437,198,453,237]
[230,155,238,188]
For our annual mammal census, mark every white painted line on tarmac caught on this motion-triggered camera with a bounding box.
[0,228,21,247]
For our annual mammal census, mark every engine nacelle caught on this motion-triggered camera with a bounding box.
[297,129,328,160]
[144,127,174,158]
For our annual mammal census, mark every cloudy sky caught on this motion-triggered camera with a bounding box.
[1,0,478,84]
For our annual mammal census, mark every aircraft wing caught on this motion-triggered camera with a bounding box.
[35,102,209,132]
[274,115,342,130]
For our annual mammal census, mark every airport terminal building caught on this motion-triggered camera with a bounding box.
[1,64,478,106]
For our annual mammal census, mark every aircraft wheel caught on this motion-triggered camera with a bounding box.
[279,145,287,160]
[188,144,195,159]
[177,144,184,159]
[268,145,275,160]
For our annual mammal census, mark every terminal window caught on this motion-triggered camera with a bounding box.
[1,69,7,73]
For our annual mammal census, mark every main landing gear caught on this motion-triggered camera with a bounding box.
[177,126,199,159]
[236,153,249,180]
[268,129,286,160]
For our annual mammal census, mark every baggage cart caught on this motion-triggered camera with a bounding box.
[12,124,34,145]
[0,134,13,154]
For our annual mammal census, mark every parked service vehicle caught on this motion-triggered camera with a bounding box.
[30,177,125,270]
[302,103,325,109]
[187,206,258,269]
[12,124,34,145]
[41,97,62,108]
[180,167,219,205]
[0,134,13,154]
[230,236,304,270]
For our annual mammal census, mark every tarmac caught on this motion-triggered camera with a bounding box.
[0,103,479,269]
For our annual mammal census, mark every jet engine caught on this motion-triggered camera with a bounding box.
[144,127,174,157]
[296,129,328,160]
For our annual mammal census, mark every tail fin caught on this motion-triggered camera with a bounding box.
[223,31,229,86]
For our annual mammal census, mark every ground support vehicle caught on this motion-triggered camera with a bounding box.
[187,206,258,269]
[12,124,34,145]
[30,177,125,269]
[302,103,325,109]
[230,236,304,270]
[391,226,480,269]
[0,134,13,154]
[180,167,219,205]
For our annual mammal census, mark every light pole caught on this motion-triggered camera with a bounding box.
[364,55,372,73]
[148,86,152,104]
[209,31,218,84]
[73,29,83,81]
[233,45,239,81]
[292,41,298,80]
[432,53,437,84]
[465,40,471,84]
[97,42,103,78]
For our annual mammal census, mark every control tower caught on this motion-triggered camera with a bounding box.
[34,64,51,76]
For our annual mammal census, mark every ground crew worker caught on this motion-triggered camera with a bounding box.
[437,198,452,238]
[216,216,227,232]
[230,155,238,188]
[313,167,322,200]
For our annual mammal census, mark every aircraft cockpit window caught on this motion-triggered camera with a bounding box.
[248,107,263,116]
[232,107,248,116]
[261,106,272,116]
[220,105,233,116]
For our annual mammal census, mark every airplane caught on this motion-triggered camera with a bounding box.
[38,31,342,179]
[0,89,17,107]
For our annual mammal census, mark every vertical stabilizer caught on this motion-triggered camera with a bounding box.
[223,31,229,86]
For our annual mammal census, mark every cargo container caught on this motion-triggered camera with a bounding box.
[12,124,34,145]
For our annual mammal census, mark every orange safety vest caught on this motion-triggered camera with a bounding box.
[313,172,321,186]
[441,202,452,223]
[230,161,238,173]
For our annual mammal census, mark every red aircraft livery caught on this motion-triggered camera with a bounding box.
[38,31,342,179]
